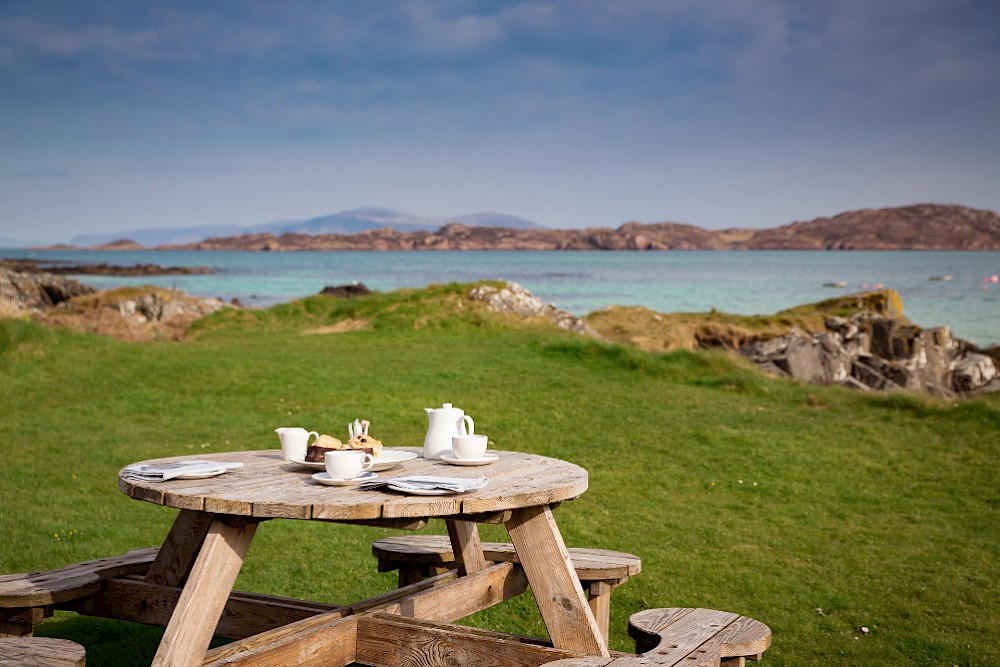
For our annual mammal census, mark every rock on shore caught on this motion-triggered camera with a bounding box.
[1,263,229,341]
[740,312,998,397]
[467,282,591,334]
[0,265,96,316]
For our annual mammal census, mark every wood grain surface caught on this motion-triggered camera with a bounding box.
[118,449,588,521]
[0,637,86,666]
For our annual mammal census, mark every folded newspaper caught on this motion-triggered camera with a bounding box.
[121,460,244,482]
[356,475,487,494]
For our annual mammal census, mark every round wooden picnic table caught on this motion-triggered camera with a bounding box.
[118,447,588,521]
[117,448,608,667]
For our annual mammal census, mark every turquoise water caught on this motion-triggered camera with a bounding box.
[3,248,998,345]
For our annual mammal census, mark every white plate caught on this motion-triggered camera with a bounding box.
[291,451,417,472]
[440,452,499,466]
[176,469,229,479]
[288,456,325,470]
[312,471,377,486]
[370,450,418,471]
[386,484,450,496]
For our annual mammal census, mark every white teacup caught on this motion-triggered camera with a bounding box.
[275,427,318,462]
[324,450,374,480]
[452,434,488,460]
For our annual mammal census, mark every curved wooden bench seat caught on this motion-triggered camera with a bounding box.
[540,607,770,666]
[630,607,771,665]
[0,637,86,666]
[372,534,641,641]
[373,535,640,581]
[0,548,158,637]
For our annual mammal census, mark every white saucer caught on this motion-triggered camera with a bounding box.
[312,471,377,486]
[176,469,229,479]
[370,450,418,471]
[386,484,450,495]
[440,452,499,466]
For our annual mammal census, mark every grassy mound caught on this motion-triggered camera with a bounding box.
[0,283,996,666]
[587,289,907,352]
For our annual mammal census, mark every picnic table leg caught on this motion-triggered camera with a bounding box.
[144,509,215,586]
[445,519,489,575]
[505,505,609,657]
[151,515,260,667]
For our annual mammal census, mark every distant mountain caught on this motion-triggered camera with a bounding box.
[70,208,542,246]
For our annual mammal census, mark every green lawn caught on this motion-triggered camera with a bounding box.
[1,283,997,666]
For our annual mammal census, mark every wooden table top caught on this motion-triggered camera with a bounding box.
[118,448,588,522]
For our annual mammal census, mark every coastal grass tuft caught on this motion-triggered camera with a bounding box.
[0,285,997,666]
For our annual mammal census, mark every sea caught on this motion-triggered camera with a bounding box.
[3,248,998,346]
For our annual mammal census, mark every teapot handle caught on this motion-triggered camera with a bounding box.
[308,431,319,445]
[459,415,475,436]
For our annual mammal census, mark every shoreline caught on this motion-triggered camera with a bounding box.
[4,247,998,347]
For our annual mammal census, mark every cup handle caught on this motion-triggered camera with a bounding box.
[460,415,475,436]
[307,431,319,445]
[361,453,374,470]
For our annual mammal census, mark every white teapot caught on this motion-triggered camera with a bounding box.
[423,403,474,460]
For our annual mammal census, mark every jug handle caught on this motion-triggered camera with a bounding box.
[459,416,475,436]
[308,431,319,444]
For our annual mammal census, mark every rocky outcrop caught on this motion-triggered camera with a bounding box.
[584,287,996,398]
[41,288,230,342]
[319,283,372,298]
[0,262,230,341]
[112,291,228,325]
[145,204,1000,252]
[467,282,591,334]
[0,265,96,315]
[740,309,998,397]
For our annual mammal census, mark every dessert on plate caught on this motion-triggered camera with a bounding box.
[304,419,383,461]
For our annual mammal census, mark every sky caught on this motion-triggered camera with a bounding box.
[2,0,999,243]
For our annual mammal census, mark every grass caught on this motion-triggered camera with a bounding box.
[0,283,997,666]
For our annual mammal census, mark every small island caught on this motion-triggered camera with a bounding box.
[0,258,214,276]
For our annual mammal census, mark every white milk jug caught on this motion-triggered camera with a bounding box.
[423,403,474,460]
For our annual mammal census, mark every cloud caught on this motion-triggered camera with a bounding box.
[0,15,159,60]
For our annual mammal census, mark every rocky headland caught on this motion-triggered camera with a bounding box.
[63,203,1000,252]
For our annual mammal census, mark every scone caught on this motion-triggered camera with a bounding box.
[347,433,383,458]
[346,419,384,458]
